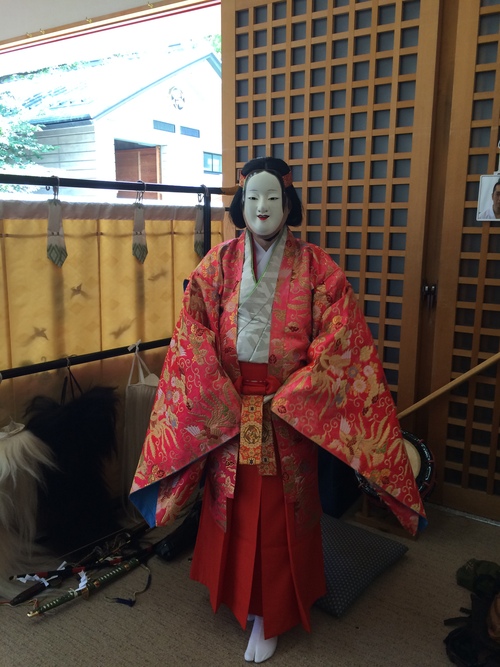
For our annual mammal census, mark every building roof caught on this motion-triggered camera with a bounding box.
[0,47,221,126]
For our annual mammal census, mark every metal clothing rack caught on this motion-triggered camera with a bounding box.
[0,339,170,381]
[0,172,236,381]
[0,172,228,257]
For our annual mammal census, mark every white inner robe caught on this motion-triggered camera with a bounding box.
[236,228,287,364]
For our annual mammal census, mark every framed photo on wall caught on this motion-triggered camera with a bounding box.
[477,174,500,221]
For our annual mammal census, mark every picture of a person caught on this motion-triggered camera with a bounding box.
[478,178,500,219]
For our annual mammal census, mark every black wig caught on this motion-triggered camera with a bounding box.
[229,157,303,229]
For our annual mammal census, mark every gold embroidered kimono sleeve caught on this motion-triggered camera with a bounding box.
[131,229,426,536]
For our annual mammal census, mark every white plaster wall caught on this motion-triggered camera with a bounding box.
[103,59,222,190]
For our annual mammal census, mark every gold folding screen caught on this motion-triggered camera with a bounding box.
[0,200,223,423]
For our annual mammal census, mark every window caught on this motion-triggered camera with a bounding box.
[0,4,222,203]
[180,126,201,138]
[204,152,222,174]
[153,120,175,133]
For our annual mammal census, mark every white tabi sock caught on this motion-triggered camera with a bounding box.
[244,615,278,663]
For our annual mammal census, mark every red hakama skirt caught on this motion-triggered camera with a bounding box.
[190,364,326,639]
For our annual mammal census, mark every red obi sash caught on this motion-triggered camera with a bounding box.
[234,362,281,396]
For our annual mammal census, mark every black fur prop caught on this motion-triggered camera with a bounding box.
[24,385,121,556]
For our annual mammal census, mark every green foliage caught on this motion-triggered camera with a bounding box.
[0,99,54,170]
[204,34,221,54]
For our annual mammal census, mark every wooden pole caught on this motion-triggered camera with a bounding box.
[397,350,500,420]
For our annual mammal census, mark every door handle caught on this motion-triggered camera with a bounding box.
[422,283,437,309]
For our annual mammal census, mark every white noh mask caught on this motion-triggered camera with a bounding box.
[243,171,288,247]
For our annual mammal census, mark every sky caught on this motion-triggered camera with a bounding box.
[0,4,221,77]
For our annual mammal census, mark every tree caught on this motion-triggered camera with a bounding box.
[204,33,221,54]
[0,97,54,171]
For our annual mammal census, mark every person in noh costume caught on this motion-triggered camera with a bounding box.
[130,157,427,663]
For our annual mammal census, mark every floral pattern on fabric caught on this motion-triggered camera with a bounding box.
[130,229,426,536]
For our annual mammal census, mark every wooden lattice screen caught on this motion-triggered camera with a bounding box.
[429,0,500,518]
[222,0,500,520]
[222,0,439,411]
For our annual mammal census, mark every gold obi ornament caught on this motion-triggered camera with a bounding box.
[240,395,264,464]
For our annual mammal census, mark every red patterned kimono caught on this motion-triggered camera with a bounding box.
[130,228,427,636]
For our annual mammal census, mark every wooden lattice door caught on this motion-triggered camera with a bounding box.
[221,0,500,520]
[427,0,500,520]
[222,1,439,409]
